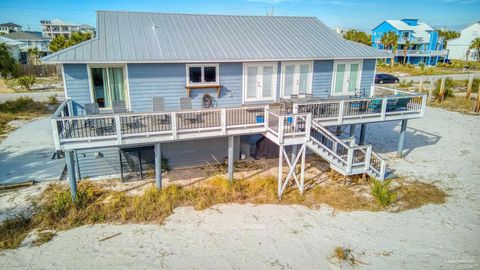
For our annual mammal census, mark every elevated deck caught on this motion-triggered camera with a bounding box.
[51,86,426,151]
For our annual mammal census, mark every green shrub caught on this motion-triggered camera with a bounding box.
[418,62,425,70]
[370,178,396,207]
[0,97,47,113]
[434,77,455,99]
[399,80,413,88]
[47,94,58,105]
[17,75,36,90]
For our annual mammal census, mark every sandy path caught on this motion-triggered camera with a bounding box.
[1,107,479,269]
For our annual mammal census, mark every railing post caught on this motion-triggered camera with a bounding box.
[293,103,299,114]
[278,115,284,144]
[380,160,386,180]
[338,100,345,125]
[365,146,372,170]
[381,98,388,120]
[346,148,353,173]
[264,107,269,129]
[51,118,61,150]
[67,98,73,116]
[305,114,311,141]
[221,108,226,135]
[370,84,375,98]
[115,115,122,145]
[171,112,177,140]
[420,94,427,116]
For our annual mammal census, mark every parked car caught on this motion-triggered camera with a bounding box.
[375,73,399,84]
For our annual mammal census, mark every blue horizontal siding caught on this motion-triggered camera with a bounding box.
[128,63,243,112]
[75,137,241,178]
[312,60,333,98]
[63,64,91,115]
[77,147,121,179]
[361,59,375,96]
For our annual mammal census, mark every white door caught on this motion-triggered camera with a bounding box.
[332,60,363,96]
[244,63,277,102]
[281,61,313,97]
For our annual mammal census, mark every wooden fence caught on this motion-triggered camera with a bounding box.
[18,64,60,78]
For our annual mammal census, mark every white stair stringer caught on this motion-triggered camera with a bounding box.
[306,120,386,180]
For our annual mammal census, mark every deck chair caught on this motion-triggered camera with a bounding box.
[84,103,114,135]
[179,97,199,123]
[367,99,383,112]
[153,97,169,124]
[113,101,127,113]
[84,103,100,128]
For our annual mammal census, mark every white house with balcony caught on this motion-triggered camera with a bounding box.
[447,22,480,61]
[41,19,96,39]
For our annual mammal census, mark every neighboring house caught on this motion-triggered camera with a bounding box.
[41,19,96,39]
[0,36,22,61]
[372,18,448,65]
[42,11,427,199]
[447,22,480,61]
[0,22,22,34]
[4,31,50,63]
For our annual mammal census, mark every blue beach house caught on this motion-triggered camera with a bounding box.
[371,18,448,65]
[42,11,427,199]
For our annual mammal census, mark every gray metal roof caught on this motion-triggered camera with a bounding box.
[42,11,389,63]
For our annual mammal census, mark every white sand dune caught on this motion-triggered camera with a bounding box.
[1,107,479,269]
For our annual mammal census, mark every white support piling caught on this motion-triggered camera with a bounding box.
[228,136,234,182]
[277,144,284,199]
[65,150,77,200]
[154,142,162,189]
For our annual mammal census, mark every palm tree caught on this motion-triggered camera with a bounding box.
[380,31,399,66]
[470,37,480,61]
[438,30,460,47]
[27,47,40,65]
[402,40,412,65]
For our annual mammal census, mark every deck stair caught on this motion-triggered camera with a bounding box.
[306,120,386,180]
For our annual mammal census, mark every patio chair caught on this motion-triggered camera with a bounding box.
[367,99,383,112]
[395,97,411,111]
[179,97,200,124]
[386,99,398,112]
[84,102,115,135]
[279,98,293,114]
[113,101,127,113]
[153,97,169,124]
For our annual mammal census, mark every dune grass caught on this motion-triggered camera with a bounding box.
[429,95,478,115]
[0,97,50,135]
[0,175,447,250]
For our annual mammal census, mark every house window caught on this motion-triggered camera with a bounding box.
[186,64,219,85]
[402,32,410,40]
[89,66,127,108]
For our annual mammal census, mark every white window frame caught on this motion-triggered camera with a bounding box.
[280,61,314,98]
[87,64,131,110]
[331,60,363,96]
[185,64,220,86]
[242,62,278,103]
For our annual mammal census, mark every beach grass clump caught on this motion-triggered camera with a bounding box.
[0,175,446,250]
[330,246,365,266]
[370,179,397,207]
[0,215,32,250]
[0,97,50,135]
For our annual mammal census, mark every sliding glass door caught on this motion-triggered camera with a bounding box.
[243,62,277,102]
[90,66,127,108]
[332,61,362,96]
[281,61,313,97]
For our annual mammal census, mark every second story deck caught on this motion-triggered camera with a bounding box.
[51,86,426,151]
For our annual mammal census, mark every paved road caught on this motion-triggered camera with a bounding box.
[399,72,480,82]
[0,91,65,103]
[0,118,65,184]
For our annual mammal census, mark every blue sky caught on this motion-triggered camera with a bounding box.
[0,0,478,32]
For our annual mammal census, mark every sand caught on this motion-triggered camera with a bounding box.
[1,107,479,269]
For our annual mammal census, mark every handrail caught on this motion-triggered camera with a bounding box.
[310,120,350,149]
[51,98,71,118]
